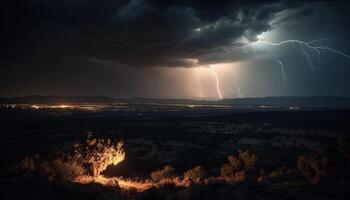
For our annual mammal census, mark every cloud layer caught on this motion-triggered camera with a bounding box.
[1,0,309,68]
[3,0,350,98]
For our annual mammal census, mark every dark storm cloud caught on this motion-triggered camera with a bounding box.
[7,0,348,98]
[1,0,308,68]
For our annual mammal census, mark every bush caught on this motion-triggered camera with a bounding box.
[41,155,86,182]
[224,171,246,184]
[150,165,174,182]
[238,150,257,170]
[74,134,125,177]
[220,150,257,178]
[183,166,205,183]
[220,164,235,177]
[228,155,243,171]
[12,134,126,182]
[14,153,86,182]
[297,153,328,184]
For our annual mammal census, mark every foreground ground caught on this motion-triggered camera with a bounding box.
[1,104,350,200]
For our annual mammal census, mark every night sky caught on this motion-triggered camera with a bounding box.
[1,0,350,99]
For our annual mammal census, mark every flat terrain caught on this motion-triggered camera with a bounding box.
[1,104,350,200]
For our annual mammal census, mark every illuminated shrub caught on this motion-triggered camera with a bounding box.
[13,134,125,183]
[238,150,257,170]
[234,171,246,183]
[220,150,256,178]
[219,153,248,183]
[41,156,85,182]
[224,171,246,184]
[228,155,243,171]
[183,166,205,183]
[14,153,85,182]
[150,165,174,182]
[74,134,125,177]
[297,153,328,184]
[220,164,235,177]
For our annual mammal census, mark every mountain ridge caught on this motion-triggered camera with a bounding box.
[1,95,350,107]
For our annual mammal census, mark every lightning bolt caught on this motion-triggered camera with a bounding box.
[232,81,243,98]
[226,72,244,98]
[210,67,223,100]
[241,37,350,84]
[307,36,336,44]
[300,45,315,70]
[258,39,350,70]
[232,70,243,98]
[276,59,287,82]
[236,84,243,98]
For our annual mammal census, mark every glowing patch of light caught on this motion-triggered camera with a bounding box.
[31,105,40,109]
